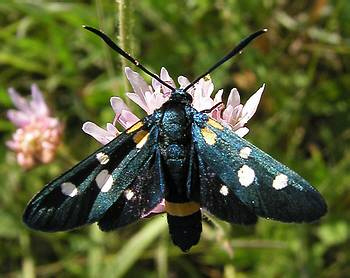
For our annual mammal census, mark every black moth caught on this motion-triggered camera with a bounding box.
[23,26,327,252]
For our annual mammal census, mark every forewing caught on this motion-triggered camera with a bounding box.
[192,115,327,223]
[23,120,158,231]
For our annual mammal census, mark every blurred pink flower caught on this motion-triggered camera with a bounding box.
[6,85,62,170]
[83,67,264,145]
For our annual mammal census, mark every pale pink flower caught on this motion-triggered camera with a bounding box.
[212,84,265,137]
[6,85,62,170]
[83,67,264,145]
[125,67,172,114]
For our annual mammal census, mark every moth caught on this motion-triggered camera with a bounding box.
[23,26,327,252]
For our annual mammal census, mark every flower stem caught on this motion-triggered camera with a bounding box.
[20,233,35,278]
[117,0,134,105]
[87,225,104,278]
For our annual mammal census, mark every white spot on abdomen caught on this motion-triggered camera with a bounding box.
[219,185,229,196]
[272,174,288,190]
[237,165,255,187]
[96,152,109,165]
[61,182,78,197]
[239,147,252,159]
[124,189,135,200]
[95,170,113,192]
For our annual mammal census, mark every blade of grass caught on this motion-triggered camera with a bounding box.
[103,216,167,278]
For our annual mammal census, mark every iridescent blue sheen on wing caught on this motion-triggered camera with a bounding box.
[192,114,327,223]
[23,118,158,231]
[196,155,258,224]
[98,148,165,230]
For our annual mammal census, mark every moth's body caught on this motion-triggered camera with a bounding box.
[23,27,327,252]
[157,92,202,250]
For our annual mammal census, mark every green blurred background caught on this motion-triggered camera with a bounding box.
[0,0,349,277]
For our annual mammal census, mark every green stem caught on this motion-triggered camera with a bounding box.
[20,233,35,278]
[95,0,115,78]
[87,225,104,278]
[117,0,134,105]
[156,232,168,278]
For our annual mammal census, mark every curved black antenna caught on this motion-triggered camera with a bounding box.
[184,29,267,92]
[83,25,176,91]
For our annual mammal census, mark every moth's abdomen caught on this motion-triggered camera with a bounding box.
[164,149,202,251]
[165,201,202,252]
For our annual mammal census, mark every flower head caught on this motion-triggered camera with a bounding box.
[6,85,62,170]
[83,67,264,145]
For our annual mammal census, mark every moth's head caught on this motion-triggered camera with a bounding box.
[170,89,193,104]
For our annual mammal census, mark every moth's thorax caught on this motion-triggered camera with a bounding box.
[169,89,192,104]
[160,103,190,144]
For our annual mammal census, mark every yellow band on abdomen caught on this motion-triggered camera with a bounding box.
[165,201,200,217]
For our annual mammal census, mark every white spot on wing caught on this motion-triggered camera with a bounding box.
[272,174,288,190]
[237,165,255,187]
[61,182,78,197]
[219,185,229,196]
[239,147,252,159]
[95,170,113,192]
[96,152,109,165]
[124,189,135,200]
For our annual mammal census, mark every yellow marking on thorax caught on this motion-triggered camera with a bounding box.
[126,122,143,134]
[208,118,224,130]
[135,132,149,149]
[133,130,148,143]
[165,201,200,217]
[201,127,217,145]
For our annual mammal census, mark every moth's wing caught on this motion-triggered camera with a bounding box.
[23,119,159,231]
[98,148,165,230]
[192,115,327,223]
[186,142,257,224]
[197,155,258,224]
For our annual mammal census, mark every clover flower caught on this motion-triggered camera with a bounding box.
[6,85,62,170]
[83,67,264,144]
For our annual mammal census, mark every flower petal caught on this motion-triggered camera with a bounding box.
[235,127,249,137]
[142,199,165,217]
[178,76,190,88]
[125,67,149,102]
[126,93,150,114]
[106,123,120,136]
[8,88,31,113]
[214,89,223,104]
[227,88,240,108]
[222,105,234,122]
[7,110,30,127]
[82,121,116,145]
[118,110,139,129]
[30,84,49,117]
[160,67,176,95]
[240,84,265,123]
[110,97,130,117]
[202,78,214,98]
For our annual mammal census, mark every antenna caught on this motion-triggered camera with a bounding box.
[83,26,176,91]
[184,29,267,92]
